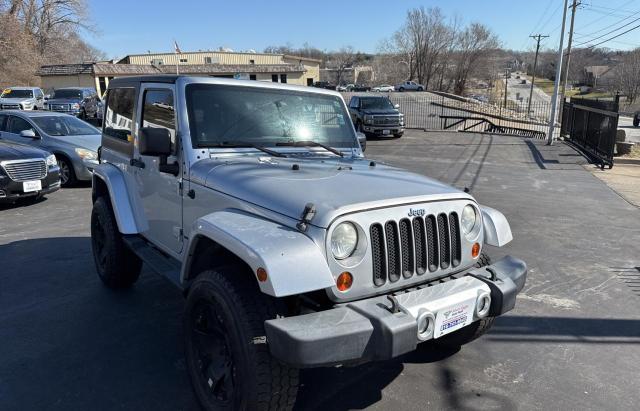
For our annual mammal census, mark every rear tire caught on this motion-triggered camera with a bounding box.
[417,87,424,91]
[91,196,142,288]
[184,267,299,411]
[434,252,495,347]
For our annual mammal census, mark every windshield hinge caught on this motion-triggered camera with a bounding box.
[296,203,316,232]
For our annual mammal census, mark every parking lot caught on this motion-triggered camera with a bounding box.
[1,130,639,410]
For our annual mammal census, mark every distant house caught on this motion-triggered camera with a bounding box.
[584,65,615,88]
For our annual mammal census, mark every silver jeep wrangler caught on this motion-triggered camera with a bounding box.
[91,75,526,411]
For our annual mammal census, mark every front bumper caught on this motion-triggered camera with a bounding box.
[362,124,405,136]
[0,167,61,201]
[265,256,526,368]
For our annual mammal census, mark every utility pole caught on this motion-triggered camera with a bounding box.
[547,0,570,145]
[503,68,509,108]
[559,0,580,117]
[527,34,549,116]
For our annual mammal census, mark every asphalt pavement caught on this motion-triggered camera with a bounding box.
[1,131,639,410]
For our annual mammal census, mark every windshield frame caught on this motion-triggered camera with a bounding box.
[185,83,359,155]
[359,97,395,110]
[1,89,33,99]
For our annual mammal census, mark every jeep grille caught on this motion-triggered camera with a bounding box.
[371,213,461,286]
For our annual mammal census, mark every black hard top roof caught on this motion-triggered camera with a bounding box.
[108,75,179,87]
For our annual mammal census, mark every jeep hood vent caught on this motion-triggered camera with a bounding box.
[190,156,470,228]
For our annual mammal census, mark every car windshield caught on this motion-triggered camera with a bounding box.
[1,89,33,98]
[52,89,82,99]
[360,97,395,110]
[31,115,99,136]
[186,84,357,150]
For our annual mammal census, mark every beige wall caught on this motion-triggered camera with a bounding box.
[127,52,285,66]
[40,74,96,93]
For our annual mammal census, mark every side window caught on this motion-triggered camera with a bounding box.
[349,97,359,109]
[141,89,176,152]
[104,88,135,141]
[8,116,35,134]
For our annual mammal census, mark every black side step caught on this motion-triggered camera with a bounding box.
[123,235,183,288]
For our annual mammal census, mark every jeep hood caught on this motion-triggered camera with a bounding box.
[190,155,471,228]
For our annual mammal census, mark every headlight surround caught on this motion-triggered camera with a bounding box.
[70,103,80,110]
[46,154,57,167]
[363,115,374,124]
[331,222,359,260]
[75,148,97,160]
[461,205,479,238]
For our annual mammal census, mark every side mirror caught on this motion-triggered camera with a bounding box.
[357,131,366,152]
[139,127,171,156]
[394,104,400,109]
[20,129,39,139]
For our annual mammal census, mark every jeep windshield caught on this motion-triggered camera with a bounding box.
[1,89,33,98]
[52,89,82,99]
[360,97,395,110]
[186,84,357,152]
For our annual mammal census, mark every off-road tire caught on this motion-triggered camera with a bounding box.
[434,252,495,347]
[184,267,299,411]
[90,196,142,288]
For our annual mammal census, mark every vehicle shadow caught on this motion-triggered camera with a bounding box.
[0,195,49,210]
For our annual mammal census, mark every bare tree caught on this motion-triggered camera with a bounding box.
[451,23,500,95]
[0,13,40,86]
[611,48,640,103]
[327,46,358,85]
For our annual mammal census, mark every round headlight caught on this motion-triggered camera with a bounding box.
[331,222,358,260]
[461,205,478,236]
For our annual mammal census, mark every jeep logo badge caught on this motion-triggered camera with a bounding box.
[408,208,425,217]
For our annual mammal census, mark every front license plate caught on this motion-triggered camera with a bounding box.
[382,129,390,135]
[433,297,477,339]
[23,180,42,193]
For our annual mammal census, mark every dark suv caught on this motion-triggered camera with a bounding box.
[44,87,100,120]
[348,95,405,138]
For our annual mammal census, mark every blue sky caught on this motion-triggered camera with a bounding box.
[87,0,639,59]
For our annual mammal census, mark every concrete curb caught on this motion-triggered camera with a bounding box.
[614,157,640,166]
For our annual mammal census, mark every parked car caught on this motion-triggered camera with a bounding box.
[372,84,394,92]
[0,111,100,186]
[0,87,45,111]
[312,81,336,90]
[634,111,639,127]
[395,81,425,92]
[0,139,60,203]
[346,84,371,92]
[44,87,101,120]
[336,84,348,92]
[91,75,526,409]
[348,95,404,138]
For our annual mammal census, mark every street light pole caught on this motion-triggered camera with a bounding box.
[547,0,570,145]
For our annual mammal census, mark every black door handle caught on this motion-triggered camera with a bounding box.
[130,158,145,169]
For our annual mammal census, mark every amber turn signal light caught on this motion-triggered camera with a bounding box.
[336,272,353,291]
[472,243,480,258]
[256,267,268,282]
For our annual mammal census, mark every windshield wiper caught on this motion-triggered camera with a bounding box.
[276,140,344,157]
[213,141,287,158]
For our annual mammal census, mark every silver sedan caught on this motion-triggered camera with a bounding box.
[0,110,100,186]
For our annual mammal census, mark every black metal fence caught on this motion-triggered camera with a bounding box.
[341,91,551,138]
[560,96,619,169]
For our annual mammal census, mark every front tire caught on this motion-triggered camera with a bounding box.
[56,156,76,187]
[399,87,405,92]
[184,267,299,411]
[91,196,142,288]
[394,133,403,138]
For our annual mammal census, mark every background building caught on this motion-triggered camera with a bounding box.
[37,51,321,95]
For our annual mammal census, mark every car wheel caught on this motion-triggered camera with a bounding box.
[80,109,87,120]
[433,252,495,347]
[399,87,405,92]
[394,133,403,138]
[417,87,424,91]
[91,196,142,289]
[185,267,299,411]
[634,117,639,127]
[56,156,76,187]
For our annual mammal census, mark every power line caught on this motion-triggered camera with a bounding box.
[573,8,640,39]
[573,16,640,47]
[530,0,556,35]
[578,0,636,27]
[580,22,640,49]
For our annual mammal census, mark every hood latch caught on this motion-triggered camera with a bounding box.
[296,203,316,232]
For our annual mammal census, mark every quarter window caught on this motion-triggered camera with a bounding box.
[104,88,135,141]
[141,89,176,152]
